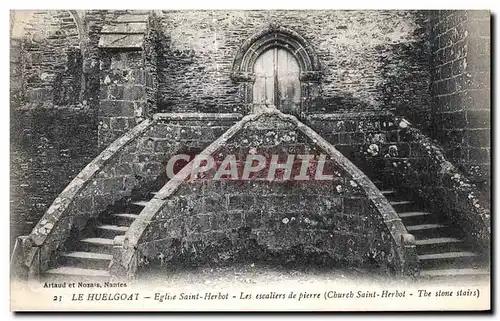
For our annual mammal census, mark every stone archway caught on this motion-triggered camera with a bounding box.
[231,22,322,116]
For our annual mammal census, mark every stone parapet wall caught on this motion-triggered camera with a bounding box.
[119,111,414,278]
[10,105,99,250]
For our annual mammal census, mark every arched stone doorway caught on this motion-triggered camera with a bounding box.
[231,23,322,117]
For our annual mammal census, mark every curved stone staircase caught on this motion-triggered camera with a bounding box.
[373,181,489,280]
[43,192,158,281]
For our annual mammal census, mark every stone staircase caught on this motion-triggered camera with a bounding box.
[40,166,489,281]
[375,183,489,279]
[43,192,158,281]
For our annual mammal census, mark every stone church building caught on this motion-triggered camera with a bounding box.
[10,10,490,280]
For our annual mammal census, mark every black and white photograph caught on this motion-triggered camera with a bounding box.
[8,7,491,311]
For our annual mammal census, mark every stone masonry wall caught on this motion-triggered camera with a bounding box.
[10,106,98,249]
[10,38,24,108]
[11,10,491,272]
[10,10,108,250]
[305,112,396,178]
[429,10,490,192]
[156,10,431,118]
[98,51,148,147]
[19,10,82,106]
[79,10,109,108]
[11,10,115,109]
[135,113,403,273]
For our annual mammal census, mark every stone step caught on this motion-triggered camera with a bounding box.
[416,237,462,245]
[96,224,129,238]
[44,266,110,281]
[419,251,479,260]
[416,237,466,254]
[390,200,417,212]
[59,251,112,270]
[380,190,399,201]
[150,191,164,198]
[133,200,149,207]
[406,223,451,239]
[129,200,149,212]
[419,268,490,278]
[113,213,140,219]
[399,211,432,218]
[111,213,140,226]
[79,238,115,254]
[81,237,114,245]
[398,211,435,225]
[62,251,113,260]
[418,251,480,269]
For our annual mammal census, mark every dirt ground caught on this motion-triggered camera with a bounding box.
[136,262,485,288]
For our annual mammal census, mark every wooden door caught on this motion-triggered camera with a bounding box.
[253,48,301,115]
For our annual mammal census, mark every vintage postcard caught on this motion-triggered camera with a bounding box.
[10,9,491,311]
